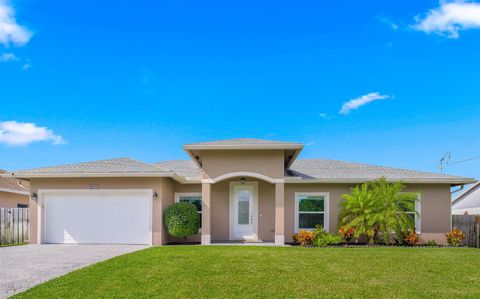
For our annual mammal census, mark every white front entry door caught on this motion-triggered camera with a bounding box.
[231,183,258,241]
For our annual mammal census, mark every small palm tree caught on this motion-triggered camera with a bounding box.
[338,183,377,244]
[369,178,419,244]
[338,177,419,245]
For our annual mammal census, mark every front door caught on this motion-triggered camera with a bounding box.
[231,184,257,241]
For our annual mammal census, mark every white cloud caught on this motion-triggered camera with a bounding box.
[377,16,399,30]
[414,1,480,38]
[339,92,391,115]
[0,121,65,146]
[21,62,30,70]
[319,113,328,119]
[0,51,16,61]
[0,0,32,46]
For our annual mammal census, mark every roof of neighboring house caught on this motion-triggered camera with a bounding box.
[452,182,480,206]
[8,158,173,178]
[0,169,29,195]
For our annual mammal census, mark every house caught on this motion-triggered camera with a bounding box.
[4,138,475,245]
[0,169,29,208]
[452,182,480,215]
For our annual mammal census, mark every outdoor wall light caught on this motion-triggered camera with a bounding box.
[153,192,158,200]
[240,177,246,184]
[31,193,38,200]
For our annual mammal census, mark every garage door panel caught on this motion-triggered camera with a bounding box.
[44,191,151,244]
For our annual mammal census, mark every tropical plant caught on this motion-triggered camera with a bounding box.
[338,183,377,244]
[446,228,464,246]
[425,240,438,246]
[312,225,343,246]
[292,230,314,246]
[338,226,356,242]
[404,230,419,246]
[338,177,419,245]
[164,202,200,241]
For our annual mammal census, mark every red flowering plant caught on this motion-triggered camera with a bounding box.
[446,227,465,247]
[338,226,356,242]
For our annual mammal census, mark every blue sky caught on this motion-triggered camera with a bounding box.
[1,0,480,179]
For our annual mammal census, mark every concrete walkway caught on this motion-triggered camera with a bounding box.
[0,244,148,298]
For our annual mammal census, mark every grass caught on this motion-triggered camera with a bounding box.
[14,246,480,298]
[0,242,27,247]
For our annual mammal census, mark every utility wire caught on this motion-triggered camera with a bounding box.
[448,155,480,166]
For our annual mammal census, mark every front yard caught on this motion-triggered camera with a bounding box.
[15,246,480,298]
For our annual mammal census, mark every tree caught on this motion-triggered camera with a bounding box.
[338,177,419,245]
[164,202,200,242]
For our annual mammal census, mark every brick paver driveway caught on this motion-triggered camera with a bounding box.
[0,244,148,298]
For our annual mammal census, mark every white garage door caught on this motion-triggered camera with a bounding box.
[44,190,152,244]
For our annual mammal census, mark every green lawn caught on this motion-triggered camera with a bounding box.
[15,246,480,298]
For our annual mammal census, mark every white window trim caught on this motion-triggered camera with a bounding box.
[402,192,421,234]
[174,192,202,233]
[294,192,329,233]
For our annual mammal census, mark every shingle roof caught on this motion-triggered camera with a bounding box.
[287,159,472,183]
[0,169,29,194]
[155,160,201,179]
[156,158,473,184]
[13,158,171,176]
[185,138,302,146]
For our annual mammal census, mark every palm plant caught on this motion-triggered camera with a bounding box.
[368,178,418,244]
[338,177,419,245]
[338,183,377,244]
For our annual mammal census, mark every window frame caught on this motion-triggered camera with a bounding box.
[294,192,329,233]
[174,192,202,231]
[403,193,421,234]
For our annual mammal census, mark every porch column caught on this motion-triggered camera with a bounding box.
[275,182,285,245]
[201,183,212,245]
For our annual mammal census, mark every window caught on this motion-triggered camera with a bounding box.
[295,193,329,232]
[402,193,421,233]
[17,203,28,208]
[175,193,202,229]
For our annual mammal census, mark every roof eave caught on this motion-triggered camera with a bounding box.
[183,144,304,151]
[9,172,176,179]
[0,188,29,195]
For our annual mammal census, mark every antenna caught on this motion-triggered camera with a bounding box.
[438,152,451,174]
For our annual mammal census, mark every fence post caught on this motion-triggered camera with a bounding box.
[477,216,480,248]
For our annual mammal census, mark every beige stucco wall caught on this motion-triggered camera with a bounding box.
[28,177,168,245]
[27,175,453,245]
[201,150,285,179]
[0,191,28,208]
[285,183,453,244]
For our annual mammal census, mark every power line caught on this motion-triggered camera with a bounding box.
[448,155,480,166]
[438,152,480,174]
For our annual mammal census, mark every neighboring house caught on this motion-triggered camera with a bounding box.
[5,138,475,246]
[0,169,29,208]
[452,182,480,215]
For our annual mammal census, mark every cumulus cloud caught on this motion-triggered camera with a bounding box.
[0,52,16,61]
[0,121,65,146]
[339,92,391,115]
[0,0,32,46]
[414,1,480,38]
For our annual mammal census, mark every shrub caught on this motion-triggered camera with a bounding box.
[404,230,419,246]
[425,240,438,247]
[312,225,343,246]
[292,230,314,246]
[446,227,465,246]
[338,226,356,242]
[164,202,200,241]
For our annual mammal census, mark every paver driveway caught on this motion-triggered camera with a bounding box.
[0,244,148,298]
